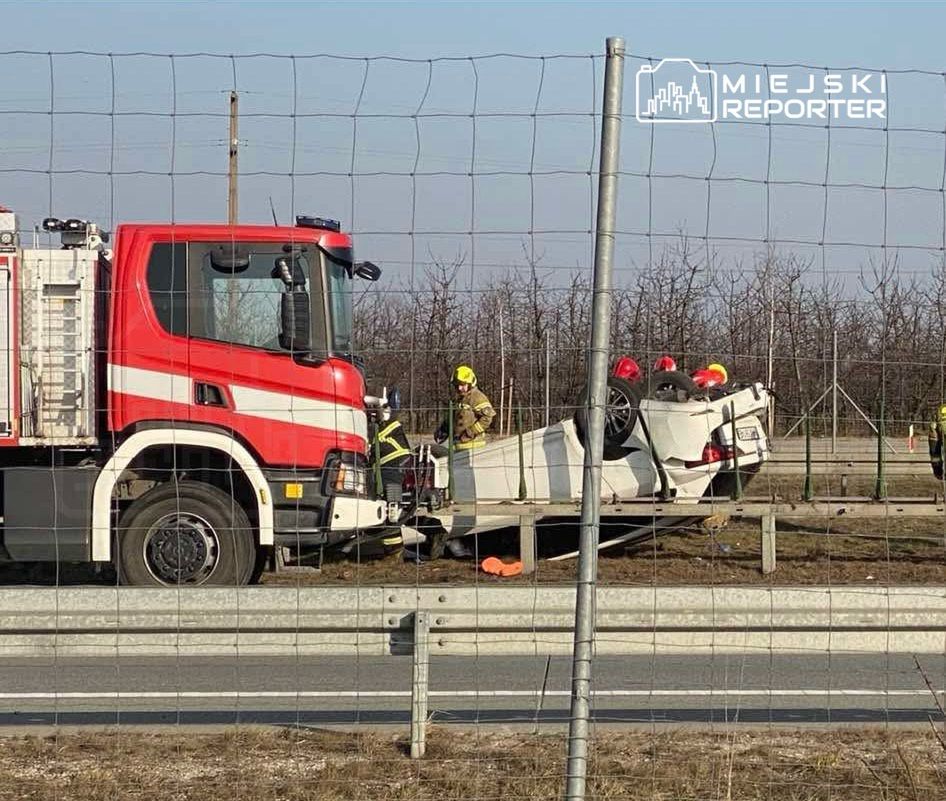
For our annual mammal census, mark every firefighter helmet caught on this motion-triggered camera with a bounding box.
[707,363,729,384]
[653,355,677,372]
[453,364,477,387]
[612,356,641,382]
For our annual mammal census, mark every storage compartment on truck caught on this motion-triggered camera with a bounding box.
[18,247,98,445]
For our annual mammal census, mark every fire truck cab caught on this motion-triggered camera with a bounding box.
[0,206,389,585]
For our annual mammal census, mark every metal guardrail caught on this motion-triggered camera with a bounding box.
[442,497,946,574]
[2,586,944,658]
[2,585,944,755]
[443,498,946,519]
[764,453,931,476]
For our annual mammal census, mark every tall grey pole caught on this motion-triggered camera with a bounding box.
[831,328,838,455]
[228,91,239,225]
[766,278,775,436]
[545,328,551,428]
[564,36,624,801]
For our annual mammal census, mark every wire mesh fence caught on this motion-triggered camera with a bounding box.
[0,43,944,800]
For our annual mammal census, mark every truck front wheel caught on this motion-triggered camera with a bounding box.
[117,481,256,586]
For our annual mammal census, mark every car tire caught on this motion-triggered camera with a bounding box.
[573,376,642,459]
[117,480,256,587]
[645,369,699,398]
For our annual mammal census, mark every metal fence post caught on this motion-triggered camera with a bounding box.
[410,611,430,759]
[874,402,887,500]
[517,405,527,501]
[564,35,624,801]
[803,415,814,501]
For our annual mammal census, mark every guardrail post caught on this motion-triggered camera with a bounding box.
[520,515,536,575]
[760,514,777,574]
[410,611,430,759]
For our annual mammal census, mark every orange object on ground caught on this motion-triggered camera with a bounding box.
[481,556,524,577]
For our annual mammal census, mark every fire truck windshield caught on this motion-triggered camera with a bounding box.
[326,259,354,355]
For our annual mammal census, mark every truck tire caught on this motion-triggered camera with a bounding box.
[573,376,641,460]
[645,369,699,398]
[116,480,256,587]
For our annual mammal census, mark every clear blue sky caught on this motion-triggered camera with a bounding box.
[4,2,942,69]
[3,1,945,290]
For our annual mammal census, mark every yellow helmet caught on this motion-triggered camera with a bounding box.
[453,364,477,387]
[707,363,729,384]
[938,404,946,421]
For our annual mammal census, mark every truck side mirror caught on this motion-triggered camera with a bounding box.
[279,291,311,352]
[353,260,381,281]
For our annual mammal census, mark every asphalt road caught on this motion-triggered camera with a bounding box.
[0,653,943,727]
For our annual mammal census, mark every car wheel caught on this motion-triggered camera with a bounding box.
[117,480,255,587]
[645,369,699,398]
[573,376,641,459]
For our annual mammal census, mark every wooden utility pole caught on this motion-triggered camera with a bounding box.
[227,90,239,332]
[228,91,239,224]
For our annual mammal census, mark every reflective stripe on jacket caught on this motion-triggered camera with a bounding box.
[374,419,411,466]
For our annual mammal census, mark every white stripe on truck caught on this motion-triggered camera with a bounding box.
[108,364,367,439]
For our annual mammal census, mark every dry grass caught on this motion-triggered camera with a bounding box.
[2,474,945,589]
[259,472,945,589]
[0,727,942,800]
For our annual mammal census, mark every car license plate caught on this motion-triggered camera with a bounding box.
[737,426,761,441]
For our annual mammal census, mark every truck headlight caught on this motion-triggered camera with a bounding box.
[328,461,367,496]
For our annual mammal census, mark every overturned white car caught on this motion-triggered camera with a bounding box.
[407,370,771,547]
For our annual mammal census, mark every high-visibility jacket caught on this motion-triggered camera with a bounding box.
[373,418,412,466]
[453,386,496,450]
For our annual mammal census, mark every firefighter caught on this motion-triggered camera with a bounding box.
[428,365,495,559]
[434,365,496,451]
[929,404,946,479]
[369,400,411,556]
[373,406,412,488]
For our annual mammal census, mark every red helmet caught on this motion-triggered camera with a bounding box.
[653,355,677,372]
[612,356,641,382]
[691,369,715,389]
[692,363,728,389]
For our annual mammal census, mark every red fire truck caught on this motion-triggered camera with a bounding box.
[0,206,393,586]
